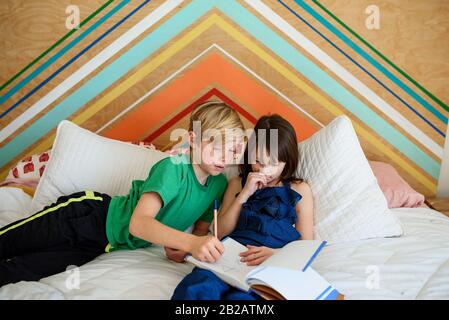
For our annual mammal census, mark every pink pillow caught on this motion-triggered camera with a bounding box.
[369,161,425,208]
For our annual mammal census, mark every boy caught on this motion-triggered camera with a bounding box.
[0,101,245,287]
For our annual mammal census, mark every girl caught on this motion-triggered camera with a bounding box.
[0,101,244,287]
[171,114,314,300]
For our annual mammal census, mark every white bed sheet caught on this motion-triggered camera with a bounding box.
[1,187,448,300]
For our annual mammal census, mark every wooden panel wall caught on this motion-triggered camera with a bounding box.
[0,0,448,196]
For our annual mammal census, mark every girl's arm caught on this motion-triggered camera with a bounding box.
[217,173,268,239]
[216,177,244,240]
[191,220,211,236]
[291,181,314,240]
[129,192,224,263]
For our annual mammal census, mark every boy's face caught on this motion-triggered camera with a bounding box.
[190,131,242,176]
[199,139,240,176]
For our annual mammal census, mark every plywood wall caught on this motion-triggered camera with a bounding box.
[0,0,448,196]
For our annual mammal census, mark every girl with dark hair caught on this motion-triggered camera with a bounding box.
[171,114,314,300]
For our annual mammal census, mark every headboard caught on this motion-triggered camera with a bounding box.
[0,0,448,197]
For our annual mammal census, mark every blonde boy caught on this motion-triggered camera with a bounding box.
[0,101,244,286]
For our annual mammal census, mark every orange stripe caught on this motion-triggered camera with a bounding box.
[147,89,263,146]
[102,52,318,141]
[144,88,257,142]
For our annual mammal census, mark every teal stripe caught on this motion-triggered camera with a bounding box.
[218,0,440,179]
[0,0,130,105]
[0,0,440,180]
[311,0,449,114]
[294,0,447,124]
[0,0,114,92]
[0,0,213,169]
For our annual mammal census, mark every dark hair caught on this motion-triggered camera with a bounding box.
[239,114,303,183]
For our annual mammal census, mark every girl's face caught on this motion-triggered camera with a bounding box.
[251,147,286,184]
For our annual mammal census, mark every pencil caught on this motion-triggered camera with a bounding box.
[214,199,218,238]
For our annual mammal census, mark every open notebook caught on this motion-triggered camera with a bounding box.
[185,237,343,300]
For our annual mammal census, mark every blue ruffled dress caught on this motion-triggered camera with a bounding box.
[171,177,302,300]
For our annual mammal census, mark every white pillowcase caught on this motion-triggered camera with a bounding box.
[297,115,403,243]
[0,187,34,227]
[31,120,168,212]
[31,116,403,244]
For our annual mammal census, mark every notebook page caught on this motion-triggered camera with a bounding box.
[246,266,332,300]
[185,237,257,291]
[260,240,325,271]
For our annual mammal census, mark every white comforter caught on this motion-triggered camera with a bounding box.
[0,187,448,300]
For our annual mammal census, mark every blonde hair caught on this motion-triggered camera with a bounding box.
[189,101,244,136]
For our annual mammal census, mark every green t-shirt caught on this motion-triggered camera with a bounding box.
[105,153,228,251]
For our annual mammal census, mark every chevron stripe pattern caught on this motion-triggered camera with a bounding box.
[1,0,448,196]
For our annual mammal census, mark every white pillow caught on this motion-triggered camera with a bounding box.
[0,187,34,227]
[31,120,169,212]
[297,115,403,243]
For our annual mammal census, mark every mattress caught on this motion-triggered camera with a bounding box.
[0,187,448,300]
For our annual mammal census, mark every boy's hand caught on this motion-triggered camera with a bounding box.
[164,246,188,263]
[191,235,225,263]
[239,245,274,266]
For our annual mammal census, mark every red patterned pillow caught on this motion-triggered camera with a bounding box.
[4,141,160,184]
[7,150,51,181]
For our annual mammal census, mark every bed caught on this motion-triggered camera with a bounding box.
[1,186,448,300]
[2,117,449,300]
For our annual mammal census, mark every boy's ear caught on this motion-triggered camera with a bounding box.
[188,131,196,147]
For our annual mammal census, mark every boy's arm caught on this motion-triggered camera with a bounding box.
[129,192,224,262]
[163,220,210,263]
[129,192,196,252]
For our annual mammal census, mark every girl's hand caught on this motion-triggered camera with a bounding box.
[239,173,268,203]
[239,245,275,266]
[164,246,188,263]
